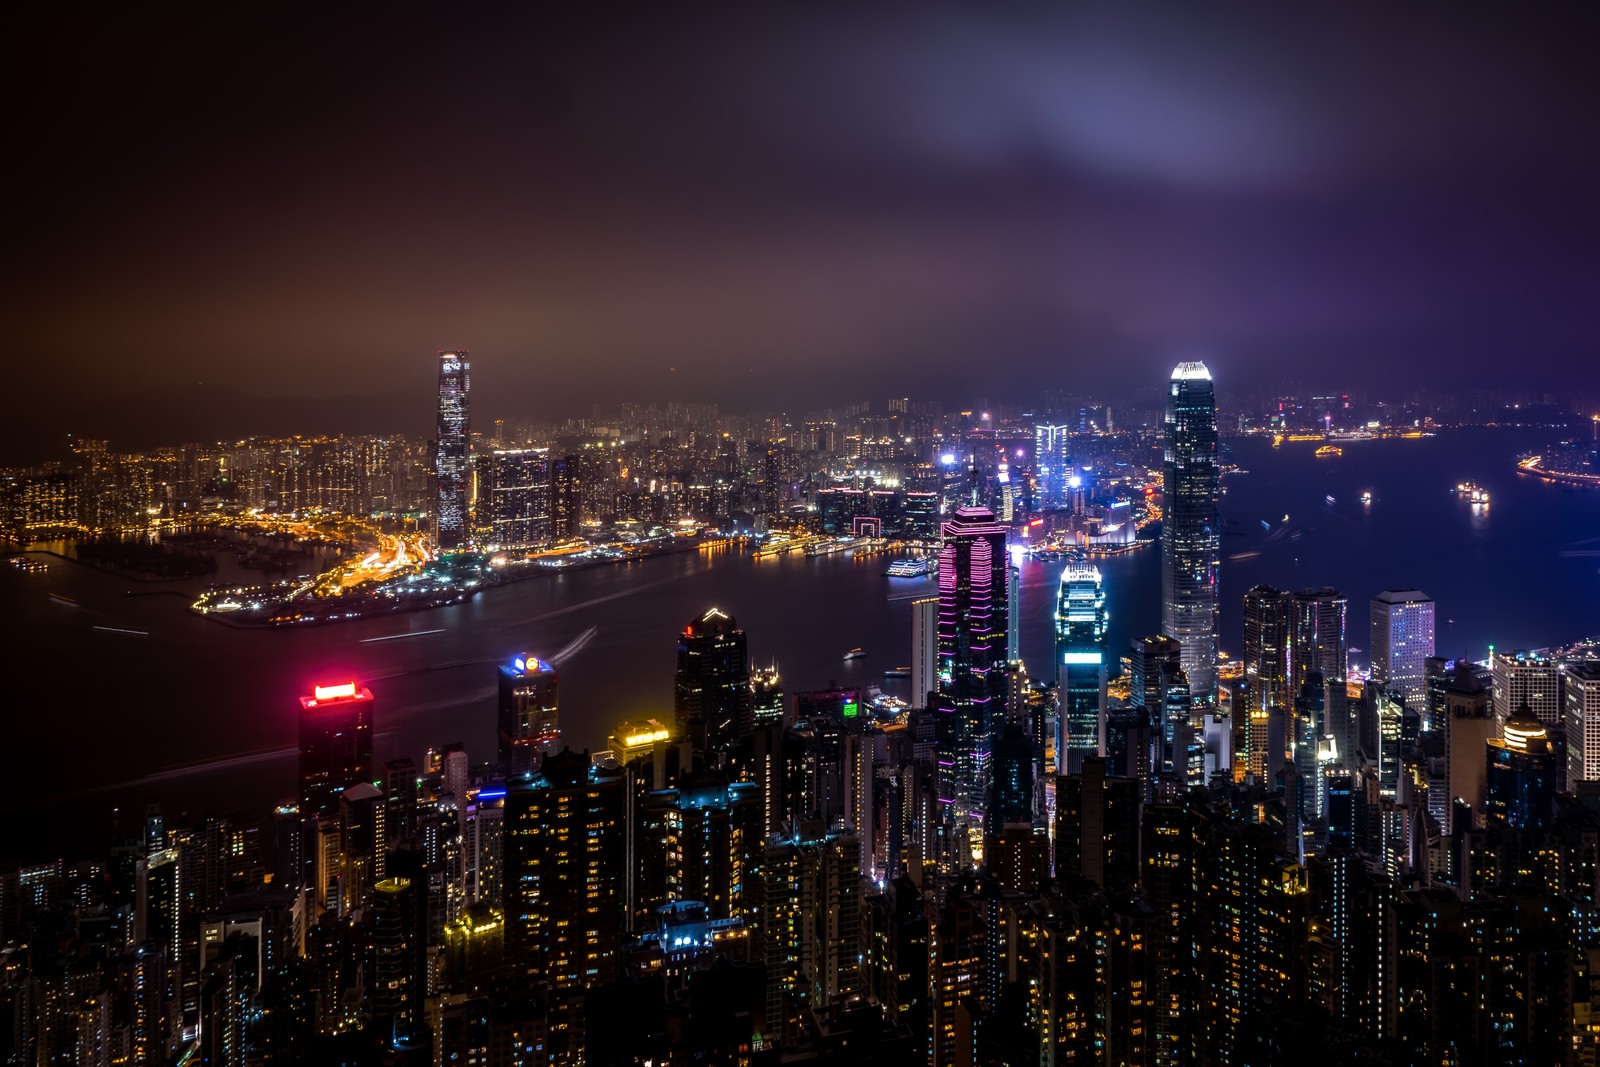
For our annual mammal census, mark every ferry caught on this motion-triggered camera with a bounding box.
[1360,491,1372,505]
[884,558,933,578]
[1455,482,1490,504]
[9,556,48,573]
[884,666,911,678]
[805,538,853,557]
[1314,445,1343,458]
[844,647,866,661]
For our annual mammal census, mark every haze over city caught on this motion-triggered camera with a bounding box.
[7,5,1599,460]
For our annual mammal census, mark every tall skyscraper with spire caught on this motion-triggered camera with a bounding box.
[934,505,1010,835]
[434,351,472,550]
[1161,361,1220,701]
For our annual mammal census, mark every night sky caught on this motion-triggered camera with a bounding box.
[5,6,1597,456]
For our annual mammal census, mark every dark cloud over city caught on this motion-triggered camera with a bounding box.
[5,5,1597,455]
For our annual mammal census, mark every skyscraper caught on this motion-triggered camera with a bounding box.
[503,750,624,1062]
[1056,564,1108,774]
[1242,586,1291,781]
[370,875,422,1036]
[1034,423,1073,506]
[674,608,753,753]
[550,453,583,540]
[1485,706,1560,830]
[1290,587,1349,692]
[934,505,1010,831]
[298,681,374,821]
[911,595,938,709]
[1161,362,1220,701]
[434,351,471,550]
[1492,649,1563,730]
[1369,590,1434,715]
[477,448,551,549]
[497,654,559,778]
[1565,661,1600,787]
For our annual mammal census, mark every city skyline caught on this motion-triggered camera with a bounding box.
[5,8,1600,1064]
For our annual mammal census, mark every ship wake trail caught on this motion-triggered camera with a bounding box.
[60,731,402,802]
[507,572,691,627]
[548,626,598,666]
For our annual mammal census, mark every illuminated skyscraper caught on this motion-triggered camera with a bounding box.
[1243,586,1291,782]
[911,595,938,709]
[1369,589,1434,715]
[674,608,753,753]
[1056,564,1108,774]
[370,875,422,1036]
[1007,560,1021,663]
[1566,662,1600,786]
[750,663,784,728]
[1290,587,1348,693]
[504,750,624,1063]
[497,655,559,778]
[298,681,374,821]
[551,453,583,540]
[1161,362,1220,701]
[934,505,1010,829]
[477,448,550,549]
[1485,705,1560,830]
[434,351,471,550]
[1492,649,1562,730]
[1034,423,1073,505]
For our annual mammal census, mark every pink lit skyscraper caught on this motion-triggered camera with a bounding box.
[934,505,1010,834]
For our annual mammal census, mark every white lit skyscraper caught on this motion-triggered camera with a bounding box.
[1493,649,1563,730]
[434,351,472,550]
[1056,565,1108,774]
[1161,362,1220,701]
[1564,661,1600,786]
[478,447,551,549]
[1369,589,1434,714]
[1034,423,1073,506]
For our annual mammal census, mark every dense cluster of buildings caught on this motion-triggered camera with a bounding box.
[9,363,1600,1065]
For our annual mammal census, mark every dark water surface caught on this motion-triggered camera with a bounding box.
[3,428,1596,858]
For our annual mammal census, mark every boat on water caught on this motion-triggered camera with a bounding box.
[1455,482,1490,504]
[1360,491,1372,505]
[805,538,853,557]
[9,556,48,573]
[844,647,866,661]
[884,666,911,678]
[884,558,933,577]
[1315,445,1343,458]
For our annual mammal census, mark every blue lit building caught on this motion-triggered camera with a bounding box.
[497,655,558,778]
[1055,564,1108,775]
